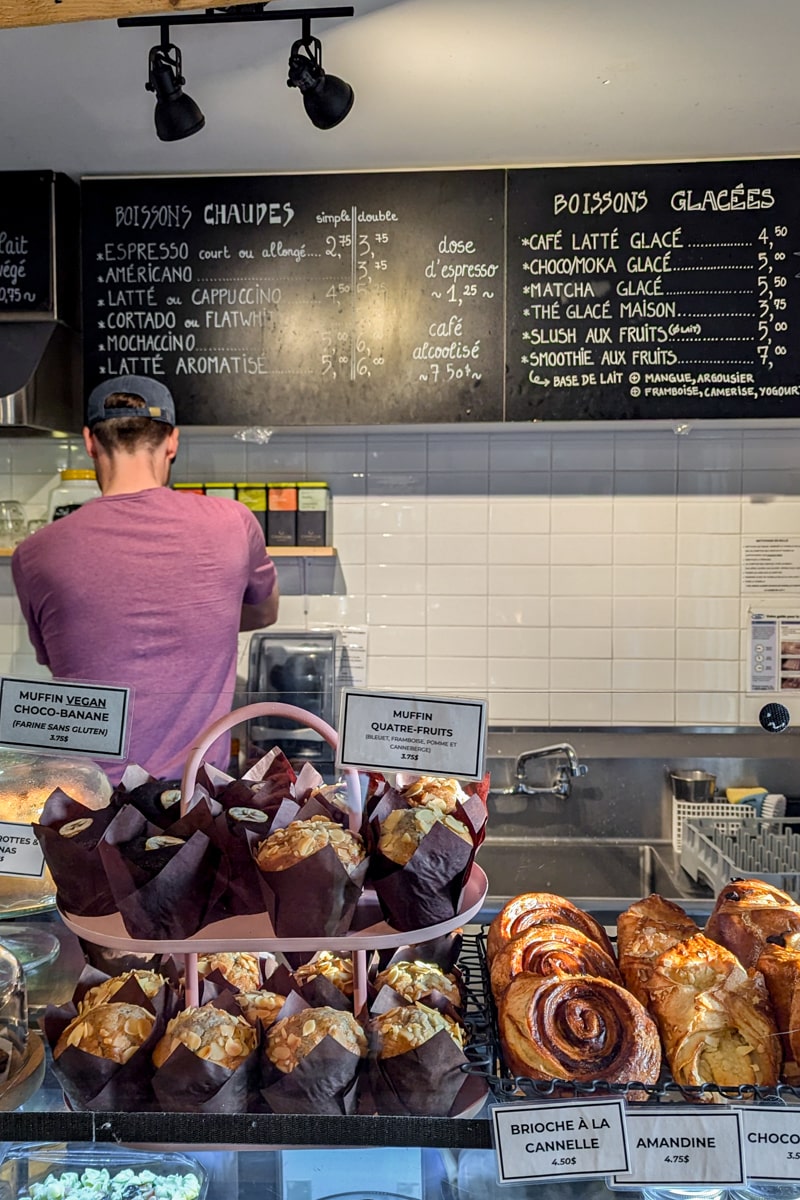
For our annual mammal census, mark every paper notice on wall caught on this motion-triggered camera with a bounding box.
[748,609,800,692]
[743,537,800,593]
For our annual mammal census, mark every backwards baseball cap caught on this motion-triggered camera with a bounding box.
[86,375,176,428]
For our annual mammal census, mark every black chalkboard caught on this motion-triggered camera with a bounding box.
[81,171,505,425]
[507,159,800,420]
[0,172,57,317]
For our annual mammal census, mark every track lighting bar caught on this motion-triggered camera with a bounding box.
[118,6,353,27]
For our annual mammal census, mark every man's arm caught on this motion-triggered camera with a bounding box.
[240,579,280,631]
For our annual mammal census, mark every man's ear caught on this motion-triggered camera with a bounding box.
[82,426,98,460]
[166,427,180,462]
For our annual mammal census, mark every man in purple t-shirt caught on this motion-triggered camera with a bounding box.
[12,375,279,784]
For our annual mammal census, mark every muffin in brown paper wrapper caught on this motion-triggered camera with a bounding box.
[110,776,184,828]
[292,952,356,1013]
[43,972,171,1111]
[33,789,117,917]
[203,814,276,922]
[367,1005,470,1116]
[370,959,465,1015]
[260,846,366,937]
[260,997,366,1115]
[369,813,475,932]
[150,993,260,1113]
[98,805,221,940]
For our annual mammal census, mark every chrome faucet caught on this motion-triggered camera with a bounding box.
[493,742,588,799]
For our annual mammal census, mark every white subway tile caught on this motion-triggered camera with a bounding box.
[427,595,489,625]
[427,564,488,595]
[613,565,676,596]
[551,533,612,566]
[676,565,740,597]
[550,659,612,689]
[489,566,550,596]
[677,533,740,566]
[613,434,678,471]
[427,626,488,657]
[552,436,614,471]
[366,501,426,535]
[550,500,613,534]
[343,565,366,596]
[429,532,486,565]
[613,659,675,690]
[742,500,800,533]
[186,439,248,479]
[678,436,742,471]
[613,471,676,498]
[365,533,426,565]
[743,470,800,497]
[614,499,676,534]
[0,597,18,624]
[613,629,675,659]
[675,692,739,724]
[677,596,740,628]
[367,595,426,625]
[489,433,551,472]
[549,596,610,627]
[488,498,550,535]
[427,434,489,473]
[428,500,488,535]
[677,628,740,660]
[488,691,550,723]
[273,597,306,626]
[488,658,549,688]
[614,533,676,565]
[306,595,366,625]
[612,692,675,723]
[551,565,612,595]
[305,435,366,475]
[367,434,427,472]
[488,534,549,566]
[488,627,550,658]
[551,472,613,496]
[430,472,489,498]
[368,656,427,690]
[678,471,742,497]
[551,628,612,658]
[613,596,675,626]
[334,533,366,564]
[741,693,800,728]
[427,657,488,690]
[366,564,426,595]
[367,472,427,496]
[743,435,800,471]
[332,501,366,535]
[489,471,549,497]
[676,660,740,691]
[369,625,427,656]
[10,441,67,475]
[550,691,612,723]
[490,596,550,626]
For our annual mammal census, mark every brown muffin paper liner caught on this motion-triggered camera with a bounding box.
[43,978,169,1112]
[367,1026,470,1117]
[260,993,364,1116]
[292,761,325,803]
[196,957,285,1005]
[151,1041,259,1113]
[70,963,180,1020]
[256,846,368,938]
[98,807,222,940]
[110,777,184,828]
[242,746,297,787]
[370,983,464,1027]
[368,819,475,931]
[33,789,117,917]
[293,973,354,1014]
[381,931,465,974]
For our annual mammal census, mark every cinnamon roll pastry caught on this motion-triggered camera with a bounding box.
[756,936,800,1071]
[490,923,622,1000]
[486,892,614,964]
[616,894,699,1006]
[646,932,780,1097]
[704,878,800,969]
[497,972,661,1086]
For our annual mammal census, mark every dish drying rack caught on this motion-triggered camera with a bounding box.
[680,814,800,898]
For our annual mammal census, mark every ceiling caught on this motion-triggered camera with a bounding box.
[0,0,799,177]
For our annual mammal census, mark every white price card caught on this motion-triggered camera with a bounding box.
[0,676,130,760]
[611,1107,745,1189]
[0,820,44,879]
[492,1098,629,1183]
[741,1105,800,1182]
[337,689,486,780]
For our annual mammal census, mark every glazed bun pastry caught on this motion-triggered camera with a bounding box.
[616,894,699,1006]
[646,932,780,1095]
[490,923,622,1000]
[497,972,661,1086]
[704,879,800,968]
[756,937,800,1072]
[487,892,614,963]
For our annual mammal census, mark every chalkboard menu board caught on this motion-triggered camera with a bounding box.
[81,160,800,423]
[81,171,505,425]
[507,159,800,420]
[0,171,57,317]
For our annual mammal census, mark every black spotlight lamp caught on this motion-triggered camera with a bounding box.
[146,38,205,142]
[287,26,354,129]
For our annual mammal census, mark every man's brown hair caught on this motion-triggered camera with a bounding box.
[90,393,173,453]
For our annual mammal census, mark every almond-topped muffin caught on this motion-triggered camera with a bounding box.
[266,1006,367,1073]
[152,1005,256,1069]
[78,969,166,1013]
[294,951,354,996]
[371,1003,465,1057]
[378,807,471,866]
[255,815,365,875]
[402,777,467,816]
[235,990,286,1028]
[197,952,262,993]
[55,1002,155,1063]
[374,960,461,1007]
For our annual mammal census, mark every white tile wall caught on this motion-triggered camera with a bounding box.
[4,423,800,729]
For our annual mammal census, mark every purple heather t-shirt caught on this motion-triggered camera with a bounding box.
[12,488,276,785]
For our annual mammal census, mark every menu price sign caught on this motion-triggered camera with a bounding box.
[337,689,486,780]
[0,676,130,759]
[611,1108,745,1190]
[741,1106,800,1183]
[492,1098,629,1183]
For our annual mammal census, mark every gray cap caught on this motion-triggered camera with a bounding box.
[86,376,176,428]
